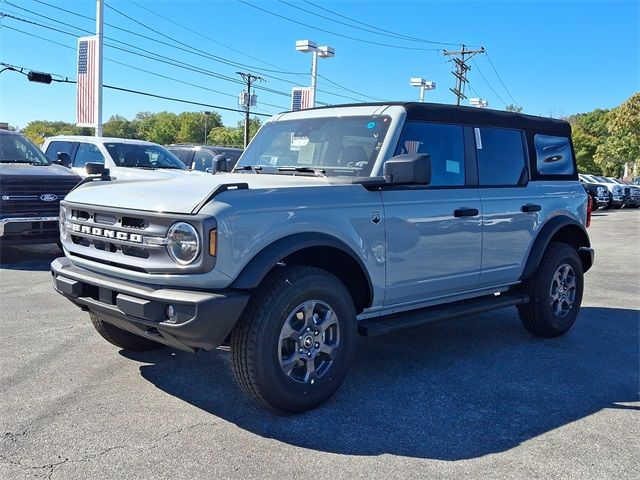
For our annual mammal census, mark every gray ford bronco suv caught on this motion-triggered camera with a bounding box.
[51,103,594,413]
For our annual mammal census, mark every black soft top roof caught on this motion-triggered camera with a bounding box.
[312,102,571,136]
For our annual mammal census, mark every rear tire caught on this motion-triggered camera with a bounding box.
[517,242,584,338]
[89,312,163,351]
[230,265,356,414]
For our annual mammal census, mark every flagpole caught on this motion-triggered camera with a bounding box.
[95,0,103,137]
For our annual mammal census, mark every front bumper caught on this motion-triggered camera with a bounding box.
[51,257,249,352]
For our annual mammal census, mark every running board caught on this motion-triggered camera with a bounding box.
[357,293,529,337]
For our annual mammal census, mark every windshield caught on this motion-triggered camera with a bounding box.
[236,115,391,177]
[594,176,613,183]
[104,143,187,170]
[0,133,49,164]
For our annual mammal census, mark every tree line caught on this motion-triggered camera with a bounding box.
[21,111,262,148]
[567,92,639,177]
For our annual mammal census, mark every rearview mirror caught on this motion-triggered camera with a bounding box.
[212,154,229,173]
[85,162,105,175]
[56,152,72,168]
[383,154,431,185]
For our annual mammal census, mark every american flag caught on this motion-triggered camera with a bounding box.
[404,140,421,155]
[77,36,97,126]
[291,87,313,111]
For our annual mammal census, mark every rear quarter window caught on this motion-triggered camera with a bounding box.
[534,134,575,175]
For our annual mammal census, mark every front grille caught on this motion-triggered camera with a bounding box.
[1,182,77,215]
[61,202,211,274]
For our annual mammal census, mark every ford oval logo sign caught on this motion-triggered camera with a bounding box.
[40,194,58,202]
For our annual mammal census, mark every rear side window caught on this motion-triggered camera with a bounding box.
[394,122,465,186]
[74,143,105,168]
[535,135,575,175]
[45,141,75,162]
[475,127,526,186]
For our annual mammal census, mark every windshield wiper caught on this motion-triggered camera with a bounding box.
[0,159,37,164]
[277,166,326,176]
[232,165,262,173]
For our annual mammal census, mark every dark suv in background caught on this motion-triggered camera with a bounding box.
[0,130,80,251]
[167,145,243,173]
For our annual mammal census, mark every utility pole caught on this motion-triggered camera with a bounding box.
[237,72,263,148]
[443,44,485,106]
[95,0,103,137]
[203,110,211,145]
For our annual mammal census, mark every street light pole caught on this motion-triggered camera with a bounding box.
[296,40,335,108]
[410,78,436,102]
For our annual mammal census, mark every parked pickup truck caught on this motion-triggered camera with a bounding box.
[1,129,80,251]
[51,103,594,413]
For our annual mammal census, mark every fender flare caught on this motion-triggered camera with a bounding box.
[521,216,591,280]
[230,232,374,295]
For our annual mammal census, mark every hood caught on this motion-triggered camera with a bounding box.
[0,163,81,183]
[64,172,334,214]
[108,167,206,181]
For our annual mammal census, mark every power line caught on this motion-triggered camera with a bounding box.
[484,52,519,106]
[471,58,508,106]
[8,1,367,105]
[237,0,442,51]
[293,0,459,47]
[2,61,275,117]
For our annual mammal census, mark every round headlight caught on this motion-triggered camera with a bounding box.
[166,222,200,265]
[59,207,67,240]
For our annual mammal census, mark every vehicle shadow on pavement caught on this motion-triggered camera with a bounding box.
[122,306,639,460]
[0,244,60,271]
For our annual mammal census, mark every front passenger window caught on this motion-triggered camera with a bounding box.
[74,143,105,168]
[394,122,465,186]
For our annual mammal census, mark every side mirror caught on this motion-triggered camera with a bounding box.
[85,162,105,175]
[56,152,72,168]
[212,154,229,173]
[383,154,431,185]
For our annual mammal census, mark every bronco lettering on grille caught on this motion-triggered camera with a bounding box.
[71,223,143,243]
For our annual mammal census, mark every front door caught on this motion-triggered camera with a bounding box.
[382,121,482,306]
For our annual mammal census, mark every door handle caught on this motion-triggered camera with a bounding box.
[521,204,541,213]
[453,208,479,217]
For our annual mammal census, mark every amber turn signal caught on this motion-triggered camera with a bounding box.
[209,229,217,256]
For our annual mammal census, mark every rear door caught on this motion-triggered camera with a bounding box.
[382,122,482,306]
[474,127,535,287]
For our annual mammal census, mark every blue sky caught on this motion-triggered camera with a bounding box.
[0,0,638,130]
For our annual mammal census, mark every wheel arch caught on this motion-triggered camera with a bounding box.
[230,233,373,313]
[521,216,592,280]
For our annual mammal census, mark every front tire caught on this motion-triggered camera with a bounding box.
[230,266,356,414]
[517,242,584,337]
[89,312,163,351]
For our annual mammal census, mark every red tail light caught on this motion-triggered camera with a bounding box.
[586,196,592,228]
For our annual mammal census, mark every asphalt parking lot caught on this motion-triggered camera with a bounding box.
[1,209,638,480]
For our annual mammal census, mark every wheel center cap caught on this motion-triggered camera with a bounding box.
[302,335,314,349]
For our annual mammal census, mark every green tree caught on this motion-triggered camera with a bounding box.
[595,92,640,176]
[176,111,222,144]
[567,108,610,174]
[505,104,523,113]
[208,117,261,147]
[136,111,180,145]
[103,115,139,139]
[21,120,91,145]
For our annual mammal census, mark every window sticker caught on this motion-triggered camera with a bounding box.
[446,160,460,174]
[290,135,309,152]
[298,143,316,164]
[474,127,482,149]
